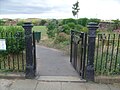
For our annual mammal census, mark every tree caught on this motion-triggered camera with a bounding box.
[78,18,88,27]
[17,20,24,26]
[46,19,58,38]
[39,20,47,26]
[0,19,5,26]
[112,19,120,29]
[62,18,76,25]
[72,1,80,19]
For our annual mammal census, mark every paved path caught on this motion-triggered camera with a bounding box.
[0,79,120,90]
[36,45,79,77]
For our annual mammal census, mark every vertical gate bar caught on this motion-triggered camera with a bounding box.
[10,32,12,69]
[16,33,19,71]
[82,33,87,79]
[33,31,36,72]
[1,32,5,69]
[10,32,12,70]
[6,32,10,70]
[119,35,120,73]
[0,32,1,69]
[100,34,105,74]
[70,30,74,63]
[21,32,24,71]
[105,34,110,70]
[3,32,6,69]
[11,32,15,70]
[79,33,84,75]
[21,49,24,71]
[74,42,77,69]
[114,34,120,71]
[75,43,78,70]
[109,34,115,72]
[95,34,100,71]
[0,32,2,69]
[73,40,75,68]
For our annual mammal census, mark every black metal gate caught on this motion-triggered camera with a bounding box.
[70,30,87,79]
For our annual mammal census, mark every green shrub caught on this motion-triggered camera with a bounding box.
[46,20,58,38]
[54,32,70,44]
[81,27,88,33]
[77,18,88,27]
[62,18,76,25]
[62,24,71,34]
[0,26,24,55]
[67,22,76,29]
[75,24,83,31]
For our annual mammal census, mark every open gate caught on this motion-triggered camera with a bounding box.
[70,30,87,79]
[70,23,99,81]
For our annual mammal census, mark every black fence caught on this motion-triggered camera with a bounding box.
[95,34,120,75]
[0,23,36,78]
[70,30,87,79]
[70,32,120,80]
[0,31,26,72]
[70,23,120,81]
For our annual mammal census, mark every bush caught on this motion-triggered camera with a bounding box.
[17,21,24,26]
[0,26,25,55]
[62,18,76,25]
[46,19,58,38]
[81,27,88,33]
[67,22,76,29]
[54,32,70,44]
[39,20,47,26]
[78,18,88,27]
[62,24,71,34]
[75,24,83,31]
[0,19,5,26]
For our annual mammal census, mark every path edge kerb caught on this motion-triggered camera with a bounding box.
[0,73,25,79]
[95,76,120,84]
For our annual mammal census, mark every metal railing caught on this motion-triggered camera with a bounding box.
[95,34,120,75]
[0,31,25,72]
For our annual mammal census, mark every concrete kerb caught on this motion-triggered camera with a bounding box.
[95,76,120,84]
[0,73,25,79]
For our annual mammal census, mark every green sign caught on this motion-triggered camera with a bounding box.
[0,39,6,50]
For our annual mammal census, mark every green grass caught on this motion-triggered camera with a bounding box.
[32,26,48,40]
[0,26,48,40]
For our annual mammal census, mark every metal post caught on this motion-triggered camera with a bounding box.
[22,22,35,79]
[70,30,74,63]
[86,22,99,81]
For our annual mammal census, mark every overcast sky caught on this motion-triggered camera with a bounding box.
[0,0,120,20]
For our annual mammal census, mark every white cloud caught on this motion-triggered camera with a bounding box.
[0,0,120,20]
